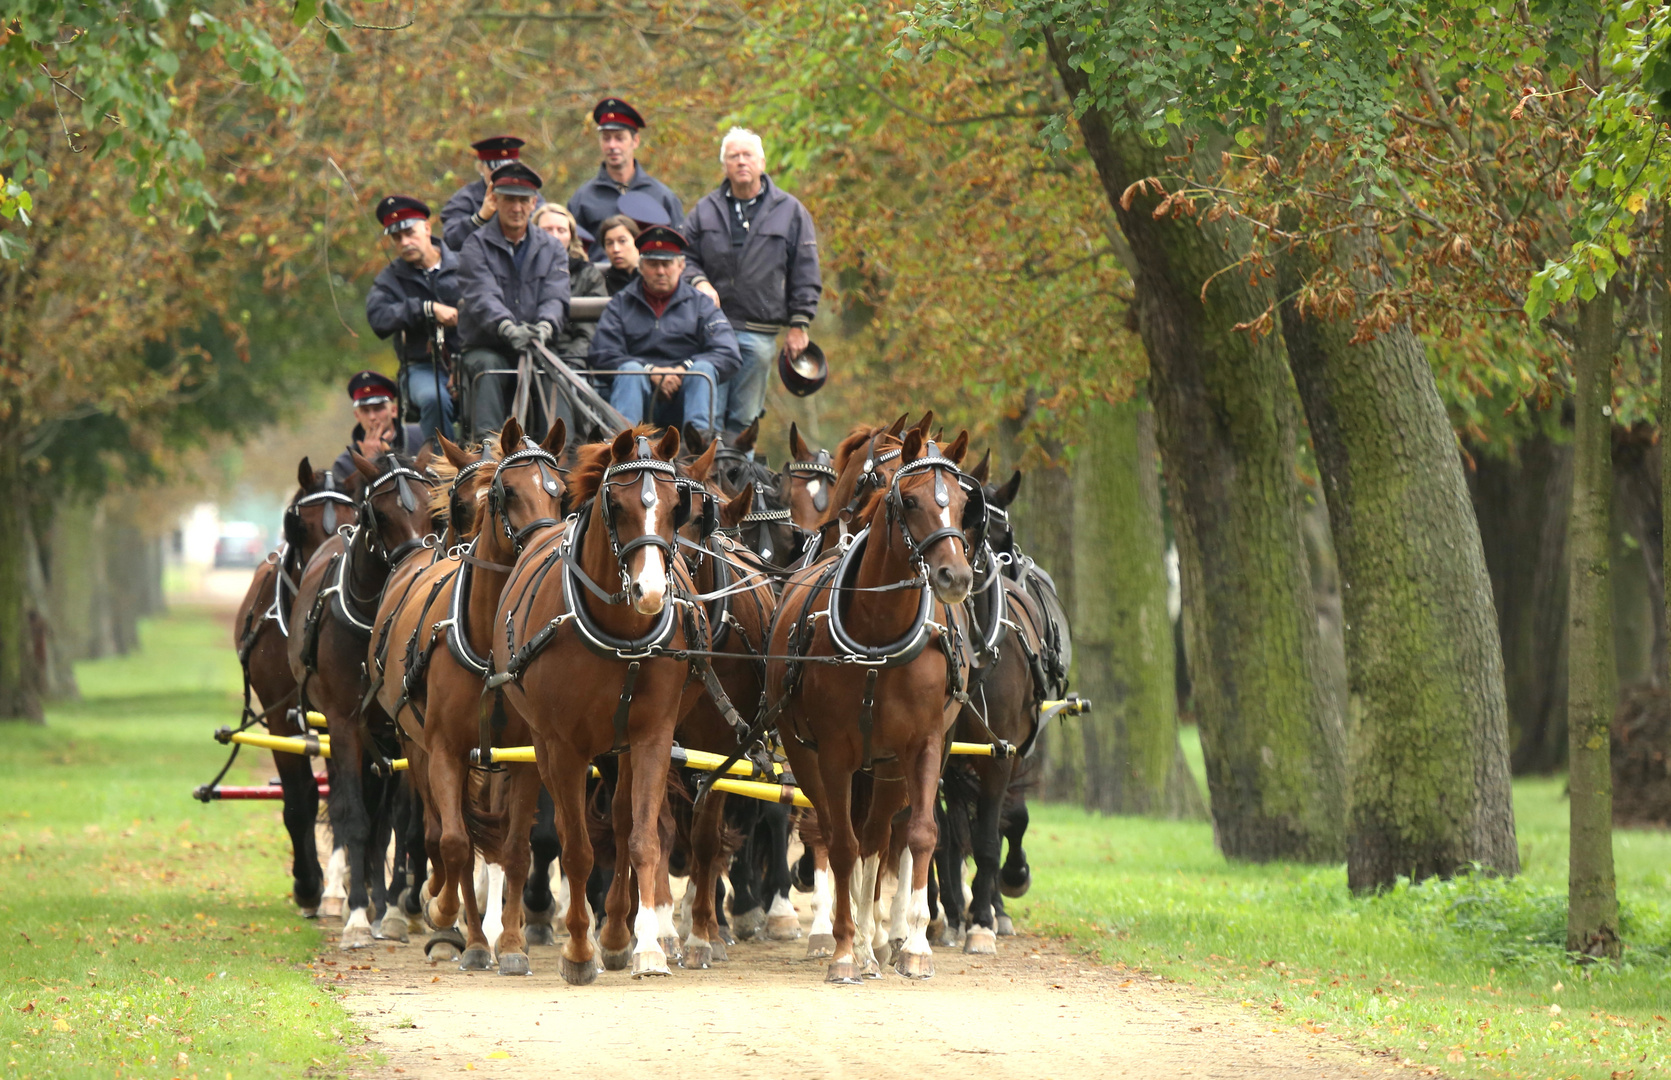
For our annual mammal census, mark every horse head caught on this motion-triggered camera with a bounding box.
[599,425,683,615]
[482,417,566,559]
[284,457,361,563]
[887,427,974,605]
[781,422,836,531]
[350,446,435,567]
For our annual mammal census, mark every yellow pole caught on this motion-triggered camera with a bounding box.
[948,741,998,757]
[306,711,328,729]
[227,731,329,759]
[710,776,813,809]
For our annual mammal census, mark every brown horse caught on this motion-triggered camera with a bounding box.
[289,449,434,949]
[782,422,837,532]
[768,427,976,982]
[375,418,566,975]
[492,426,696,984]
[231,459,359,915]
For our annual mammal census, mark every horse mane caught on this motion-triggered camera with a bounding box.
[427,434,502,537]
[833,424,891,473]
[566,425,662,506]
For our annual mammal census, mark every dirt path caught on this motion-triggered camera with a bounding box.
[318,878,1406,1079]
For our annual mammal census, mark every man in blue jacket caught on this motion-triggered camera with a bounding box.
[588,225,740,437]
[567,99,687,261]
[440,135,543,252]
[365,195,459,444]
[457,162,571,441]
[682,127,822,437]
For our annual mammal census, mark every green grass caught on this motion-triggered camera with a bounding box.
[0,609,359,1080]
[1015,750,1671,1080]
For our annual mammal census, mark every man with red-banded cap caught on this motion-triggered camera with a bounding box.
[457,161,571,440]
[588,225,739,437]
[441,135,545,252]
[567,98,686,261]
[331,371,426,483]
[365,195,459,444]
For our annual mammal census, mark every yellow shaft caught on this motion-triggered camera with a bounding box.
[710,777,813,809]
[948,741,998,757]
[230,731,328,759]
[305,711,328,729]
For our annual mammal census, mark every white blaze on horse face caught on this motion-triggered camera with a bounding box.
[631,494,668,614]
[806,478,822,499]
[632,901,663,956]
[809,868,833,937]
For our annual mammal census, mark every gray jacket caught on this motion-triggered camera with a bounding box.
[683,176,820,333]
[457,223,570,353]
[567,163,686,261]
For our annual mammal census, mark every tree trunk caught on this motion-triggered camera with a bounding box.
[1276,234,1518,891]
[0,439,43,721]
[1046,32,1346,861]
[1469,432,1573,773]
[23,511,78,701]
[1567,293,1620,959]
[1073,398,1206,818]
[1611,423,1664,686]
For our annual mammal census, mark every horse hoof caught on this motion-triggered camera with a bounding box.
[931,922,961,949]
[718,927,736,945]
[805,933,836,960]
[459,946,493,971]
[885,938,904,967]
[825,959,859,984]
[767,915,802,941]
[321,898,344,919]
[1000,864,1031,898]
[297,906,320,920]
[559,954,600,986]
[632,950,671,978]
[731,907,766,941]
[498,952,531,977]
[376,912,410,943]
[681,940,712,969]
[860,957,882,979]
[525,923,556,947]
[895,950,934,979]
[339,924,375,951]
[995,915,1015,937]
[423,895,446,932]
[658,935,684,964]
[708,937,729,962]
[600,945,632,971]
[964,927,997,955]
[424,928,466,962]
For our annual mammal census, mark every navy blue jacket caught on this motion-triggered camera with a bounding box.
[683,177,821,333]
[457,222,570,353]
[365,243,461,367]
[587,279,741,384]
[567,163,686,261]
[440,177,544,253]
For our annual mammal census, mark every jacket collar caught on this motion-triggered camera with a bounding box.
[389,241,455,283]
[720,174,777,207]
[593,161,661,194]
[621,276,694,313]
[479,220,541,256]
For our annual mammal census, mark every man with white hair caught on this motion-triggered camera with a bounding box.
[682,126,822,437]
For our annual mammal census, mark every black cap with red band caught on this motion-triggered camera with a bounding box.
[490,162,543,199]
[592,98,645,131]
[375,195,430,235]
[471,135,525,167]
[347,370,399,408]
[635,224,687,261]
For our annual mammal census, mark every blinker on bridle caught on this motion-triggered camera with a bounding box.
[785,448,836,513]
[293,471,355,534]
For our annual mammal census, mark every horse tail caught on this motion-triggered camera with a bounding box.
[462,768,510,860]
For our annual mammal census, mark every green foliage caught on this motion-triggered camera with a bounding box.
[0,1,301,249]
[0,610,357,1079]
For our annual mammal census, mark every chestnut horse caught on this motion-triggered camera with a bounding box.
[768,428,977,982]
[231,459,359,915]
[782,422,836,533]
[375,418,566,975]
[492,427,696,984]
[289,450,434,949]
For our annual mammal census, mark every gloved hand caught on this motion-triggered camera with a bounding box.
[499,319,535,352]
[532,321,554,345]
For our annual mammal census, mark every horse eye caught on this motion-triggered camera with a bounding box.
[902,495,918,510]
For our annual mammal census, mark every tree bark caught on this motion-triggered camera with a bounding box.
[1276,233,1519,891]
[1073,398,1206,819]
[1611,423,1664,686]
[1047,32,1346,861]
[0,438,43,721]
[1567,292,1620,959]
[23,511,78,701]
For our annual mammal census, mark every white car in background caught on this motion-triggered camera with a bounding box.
[213,521,269,569]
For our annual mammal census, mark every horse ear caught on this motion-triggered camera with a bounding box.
[414,445,435,474]
[885,413,908,439]
[789,422,810,461]
[733,417,760,452]
[902,428,924,463]
[689,438,717,482]
[611,428,636,461]
[351,450,380,481]
[945,430,969,464]
[297,457,315,490]
[439,435,471,470]
[541,418,566,455]
[682,422,708,457]
[720,483,754,529]
[911,410,936,437]
[655,425,681,461]
[969,448,991,485]
[995,469,1022,508]
[499,416,524,449]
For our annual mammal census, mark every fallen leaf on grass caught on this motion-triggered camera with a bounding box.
[51,1018,68,1032]
[1447,1051,1465,1063]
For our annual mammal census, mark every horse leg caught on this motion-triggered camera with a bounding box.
[597,760,638,971]
[542,750,599,985]
[653,803,682,964]
[683,788,727,967]
[934,791,967,947]
[964,759,1011,955]
[894,744,942,979]
[367,775,395,935]
[330,733,376,951]
[428,749,488,968]
[274,743,324,916]
[727,806,766,942]
[805,840,835,959]
[714,874,733,944]
[399,780,428,933]
[321,842,348,919]
[623,751,673,978]
[761,804,800,941]
[523,786,560,946]
[999,793,1031,903]
[815,762,861,984]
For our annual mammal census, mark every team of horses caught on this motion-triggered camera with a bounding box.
[230,411,1070,984]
